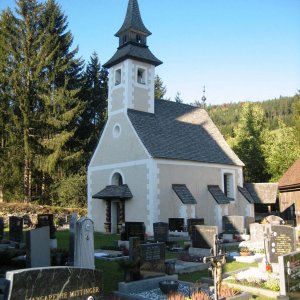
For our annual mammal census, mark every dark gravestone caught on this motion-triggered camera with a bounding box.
[37,214,56,239]
[153,222,169,242]
[168,218,184,232]
[9,216,23,243]
[222,215,245,233]
[5,267,103,300]
[268,225,296,263]
[129,237,141,262]
[192,225,218,251]
[68,213,77,266]
[279,250,300,299]
[124,222,145,241]
[26,226,51,268]
[140,242,165,273]
[187,218,204,236]
[0,217,4,239]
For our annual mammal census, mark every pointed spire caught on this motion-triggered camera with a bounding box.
[115,0,151,37]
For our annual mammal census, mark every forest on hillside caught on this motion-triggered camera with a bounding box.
[0,0,299,207]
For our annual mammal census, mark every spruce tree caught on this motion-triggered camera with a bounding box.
[154,75,167,100]
[232,103,270,182]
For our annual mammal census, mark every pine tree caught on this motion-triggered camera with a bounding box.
[0,0,84,203]
[154,74,167,100]
[174,91,183,103]
[232,103,270,182]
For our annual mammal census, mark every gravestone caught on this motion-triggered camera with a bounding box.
[37,214,56,239]
[26,226,51,268]
[191,225,218,256]
[278,250,300,299]
[140,242,165,273]
[187,218,204,236]
[267,225,296,264]
[5,267,103,300]
[74,217,95,269]
[153,222,169,242]
[124,222,145,241]
[0,217,4,239]
[222,215,246,233]
[249,223,266,241]
[68,213,77,266]
[168,218,184,232]
[9,216,23,243]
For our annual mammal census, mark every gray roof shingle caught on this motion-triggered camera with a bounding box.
[127,100,244,166]
[208,185,232,204]
[237,186,255,203]
[92,184,133,200]
[103,44,162,69]
[172,184,197,204]
[115,0,151,37]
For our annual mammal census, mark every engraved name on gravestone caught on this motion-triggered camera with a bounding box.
[192,225,218,252]
[26,226,51,268]
[74,217,95,269]
[124,222,145,241]
[37,214,56,239]
[140,242,165,272]
[5,267,103,300]
[153,222,169,242]
[68,213,77,266]
[268,225,296,263]
[187,218,204,236]
[0,217,4,239]
[168,218,184,232]
[278,250,300,299]
[9,216,23,243]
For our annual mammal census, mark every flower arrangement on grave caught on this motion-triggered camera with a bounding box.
[238,246,253,256]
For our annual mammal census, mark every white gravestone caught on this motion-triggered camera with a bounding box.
[74,217,95,269]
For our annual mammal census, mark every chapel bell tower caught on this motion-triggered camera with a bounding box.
[103,0,162,115]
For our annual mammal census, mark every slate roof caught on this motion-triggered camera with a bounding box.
[172,184,197,204]
[127,100,244,166]
[278,157,300,190]
[244,183,278,204]
[237,186,255,203]
[92,184,133,200]
[103,44,162,69]
[115,0,151,37]
[207,185,232,204]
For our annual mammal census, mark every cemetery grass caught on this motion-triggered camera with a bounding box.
[55,231,259,296]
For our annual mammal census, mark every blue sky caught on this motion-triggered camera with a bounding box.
[1,0,299,105]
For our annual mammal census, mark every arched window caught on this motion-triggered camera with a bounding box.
[112,173,123,186]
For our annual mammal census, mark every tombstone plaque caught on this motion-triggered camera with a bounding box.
[192,225,218,253]
[168,218,184,232]
[124,222,145,241]
[0,217,4,239]
[26,226,51,268]
[9,216,23,243]
[268,225,296,263]
[140,242,165,272]
[153,222,169,242]
[187,218,204,236]
[278,250,300,299]
[74,217,95,269]
[37,214,56,239]
[5,267,103,300]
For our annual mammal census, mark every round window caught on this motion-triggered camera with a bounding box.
[113,124,121,138]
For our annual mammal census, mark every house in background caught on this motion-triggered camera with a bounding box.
[278,157,300,227]
[87,0,254,234]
